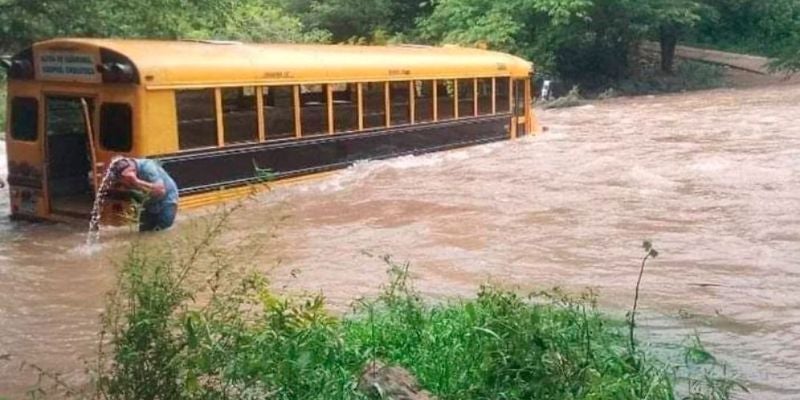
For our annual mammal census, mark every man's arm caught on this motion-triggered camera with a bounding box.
[121,169,166,198]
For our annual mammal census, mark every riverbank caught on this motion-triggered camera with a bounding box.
[539,43,800,107]
[47,218,737,400]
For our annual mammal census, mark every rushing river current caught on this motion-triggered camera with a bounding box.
[1,83,799,398]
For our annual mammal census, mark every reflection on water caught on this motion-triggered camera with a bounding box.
[2,84,800,398]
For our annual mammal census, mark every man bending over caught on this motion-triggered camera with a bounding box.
[110,157,179,231]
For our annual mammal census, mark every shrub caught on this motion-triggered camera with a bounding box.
[83,209,743,400]
[617,60,726,95]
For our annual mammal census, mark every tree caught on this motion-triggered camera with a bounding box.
[0,0,103,52]
[771,33,800,73]
[638,0,705,74]
[0,0,328,55]
[686,0,800,73]
[419,0,642,86]
[271,0,430,43]
[185,0,330,43]
[388,0,434,34]
[308,0,394,41]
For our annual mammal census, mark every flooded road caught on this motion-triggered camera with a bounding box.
[2,83,800,398]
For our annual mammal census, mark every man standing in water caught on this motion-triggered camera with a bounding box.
[110,157,179,231]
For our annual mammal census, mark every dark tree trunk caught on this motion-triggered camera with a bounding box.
[659,25,678,74]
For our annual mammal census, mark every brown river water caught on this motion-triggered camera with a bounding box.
[1,83,799,398]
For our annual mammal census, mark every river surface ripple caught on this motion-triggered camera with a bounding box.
[1,84,799,398]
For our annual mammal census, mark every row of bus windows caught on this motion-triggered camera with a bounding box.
[176,77,512,151]
[10,97,133,152]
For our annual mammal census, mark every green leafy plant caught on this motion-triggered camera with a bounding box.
[85,225,741,400]
[252,159,276,183]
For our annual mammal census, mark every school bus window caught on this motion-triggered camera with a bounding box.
[496,77,510,113]
[47,97,88,137]
[10,97,38,141]
[100,103,132,151]
[514,79,526,117]
[176,89,217,150]
[300,84,328,136]
[263,85,295,140]
[457,78,475,118]
[333,83,358,133]
[436,80,455,120]
[414,81,434,123]
[363,82,386,129]
[390,81,411,126]
[221,87,258,145]
[477,78,493,115]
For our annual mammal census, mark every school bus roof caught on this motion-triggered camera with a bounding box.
[31,38,534,88]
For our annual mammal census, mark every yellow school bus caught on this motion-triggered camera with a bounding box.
[2,38,537,223]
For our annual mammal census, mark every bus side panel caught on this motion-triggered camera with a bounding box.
[159,115,510,195]
[94,86,145,225]
[140,90,179,155]
[94,85,143,161]
[5,80,49,219]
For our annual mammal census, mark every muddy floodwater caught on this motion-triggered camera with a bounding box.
[2,83,800,398]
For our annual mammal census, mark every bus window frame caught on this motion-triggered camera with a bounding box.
[9,96,39,142]
[456,78,475,119]
[261,84,298,142]
[220,86,259,146]
[99,102,133,152]
[474,77,493,116]
[435,79,456,121]
[495,77,511,113]
[299,83,329,137]
[389,80,411,127]
[413,80,435,124]
[330,83,358,134]
[362,81,387,130]
[167,75,523,151]
[175,88,219,151]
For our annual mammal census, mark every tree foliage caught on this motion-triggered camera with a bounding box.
[1,0,799,84]
[691,0,800,72]
[420,0,643,86]
[0,0,328,53]
[637,0,706,72]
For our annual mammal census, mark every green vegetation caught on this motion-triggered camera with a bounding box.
[541,86,586,109]
[542,58,726,107]
[618,60,726,95]
[690,1,800,60]
[0,0,797,125]
[0,0,329,47]
[1,0,799,89]
[21,212,733,400]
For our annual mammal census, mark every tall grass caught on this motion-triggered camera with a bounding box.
[0,208,733,399]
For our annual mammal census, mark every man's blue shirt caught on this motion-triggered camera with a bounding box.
[135,158,179,213]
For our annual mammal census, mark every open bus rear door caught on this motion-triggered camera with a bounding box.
[43,95,97,218]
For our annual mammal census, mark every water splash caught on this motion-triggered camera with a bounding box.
[85,158,121,246]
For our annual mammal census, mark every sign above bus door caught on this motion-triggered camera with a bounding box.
[38,52,101,83]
